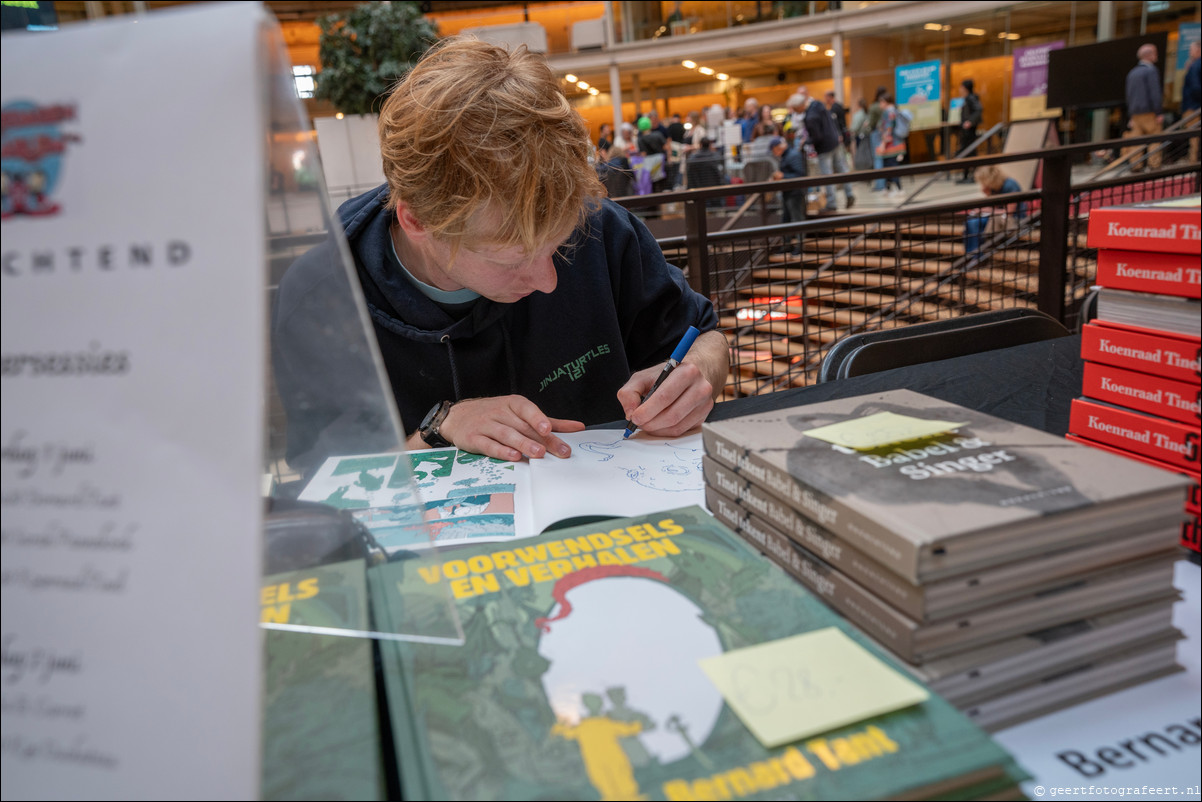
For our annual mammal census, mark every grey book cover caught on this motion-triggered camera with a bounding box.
[703,389,1188,583]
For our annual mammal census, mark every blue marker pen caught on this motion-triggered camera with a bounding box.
[623,326,702,439]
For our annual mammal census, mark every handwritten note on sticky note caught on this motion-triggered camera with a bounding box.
[698,628,928,748]
[803,411,966,450]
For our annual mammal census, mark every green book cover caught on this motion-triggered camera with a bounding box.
[371,506,1026,801]
[261,558,386,801]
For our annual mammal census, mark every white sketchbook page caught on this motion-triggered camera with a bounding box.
[528,430,706,533]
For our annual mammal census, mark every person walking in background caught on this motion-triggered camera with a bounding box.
[825,91,850,149]
[876,93,905,197]
[597,123,613,155]
[1183,40,1200,164]
[866,86,888,191]
[740,98,759,144]
[666,113,686,145]
[956,79,983,183]
[802,93,855,212]
[1122,43,1164,171]
[824,90,853,176]
[612,122,638,158]
[771,135,807,256]
[636,116,669,194]
[785,92,809,152]
[684,110,707,152]
[746,118,780,167]
[851,97,872,171]
[684,136,725,198]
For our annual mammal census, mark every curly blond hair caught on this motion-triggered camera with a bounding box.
[973,164,1009,193]
[377,36,603,256]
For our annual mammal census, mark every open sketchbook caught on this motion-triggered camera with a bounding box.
[298,431,704,552]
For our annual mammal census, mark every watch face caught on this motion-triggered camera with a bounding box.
[420,401,452,448]
[421,402,444,430]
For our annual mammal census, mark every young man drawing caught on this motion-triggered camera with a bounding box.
[273,37,728,473]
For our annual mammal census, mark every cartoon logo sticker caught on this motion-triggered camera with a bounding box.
[1,101,80,219]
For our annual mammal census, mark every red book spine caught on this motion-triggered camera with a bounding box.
[1081,322,1202,384]
[1069,398,1201,472]
[1083,361,1202,425]
[1095,249,1202,298]
[1087,206,1202,254]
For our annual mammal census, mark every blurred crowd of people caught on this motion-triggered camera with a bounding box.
[591,85,918,205]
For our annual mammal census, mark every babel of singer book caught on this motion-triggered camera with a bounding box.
[704,484,1179,664]
[702,390,1189,584]
[1080,321,1201,385]
[702,455,1179,625]
[1086,195,1202,254]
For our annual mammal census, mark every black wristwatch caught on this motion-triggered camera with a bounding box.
[418,400,455,448]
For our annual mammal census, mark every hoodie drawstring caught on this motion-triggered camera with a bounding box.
[441,334,463,401]
[442,324,517,400]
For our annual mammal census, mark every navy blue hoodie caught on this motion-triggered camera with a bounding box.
[272,186,718,472]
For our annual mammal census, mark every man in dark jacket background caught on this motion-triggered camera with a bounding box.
[771,135,807,256]
[956,79,984,183]
[800,93,855,212]
[1123,43,1164,170]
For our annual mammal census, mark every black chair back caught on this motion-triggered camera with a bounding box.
[818,308,1071,382]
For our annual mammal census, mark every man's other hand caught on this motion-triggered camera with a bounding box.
[438,396,585,461]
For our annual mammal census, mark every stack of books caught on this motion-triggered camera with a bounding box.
[369,506,1031,800]
[1070,195,1201,554]
[702,389,1189,730]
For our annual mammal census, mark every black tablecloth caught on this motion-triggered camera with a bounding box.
[709,334,1083,436]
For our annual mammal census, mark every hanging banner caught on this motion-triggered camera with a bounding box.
[895,59,942,130]
[1011,41,1065,120]
[1,4,268,798]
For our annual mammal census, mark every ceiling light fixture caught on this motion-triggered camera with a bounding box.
[923,23,942,31]
[699,66,714,75]
[565,74,577,83]
[576,81,589,90]
[824,49,836,57]
[800,43,819,52]
[716,73,729,81]
[963,27,985,36]
[588,87,599,95]
[682,60,697,69]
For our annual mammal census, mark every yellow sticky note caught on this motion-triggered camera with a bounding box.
[802,411,966,450]
[698,628,928,748]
